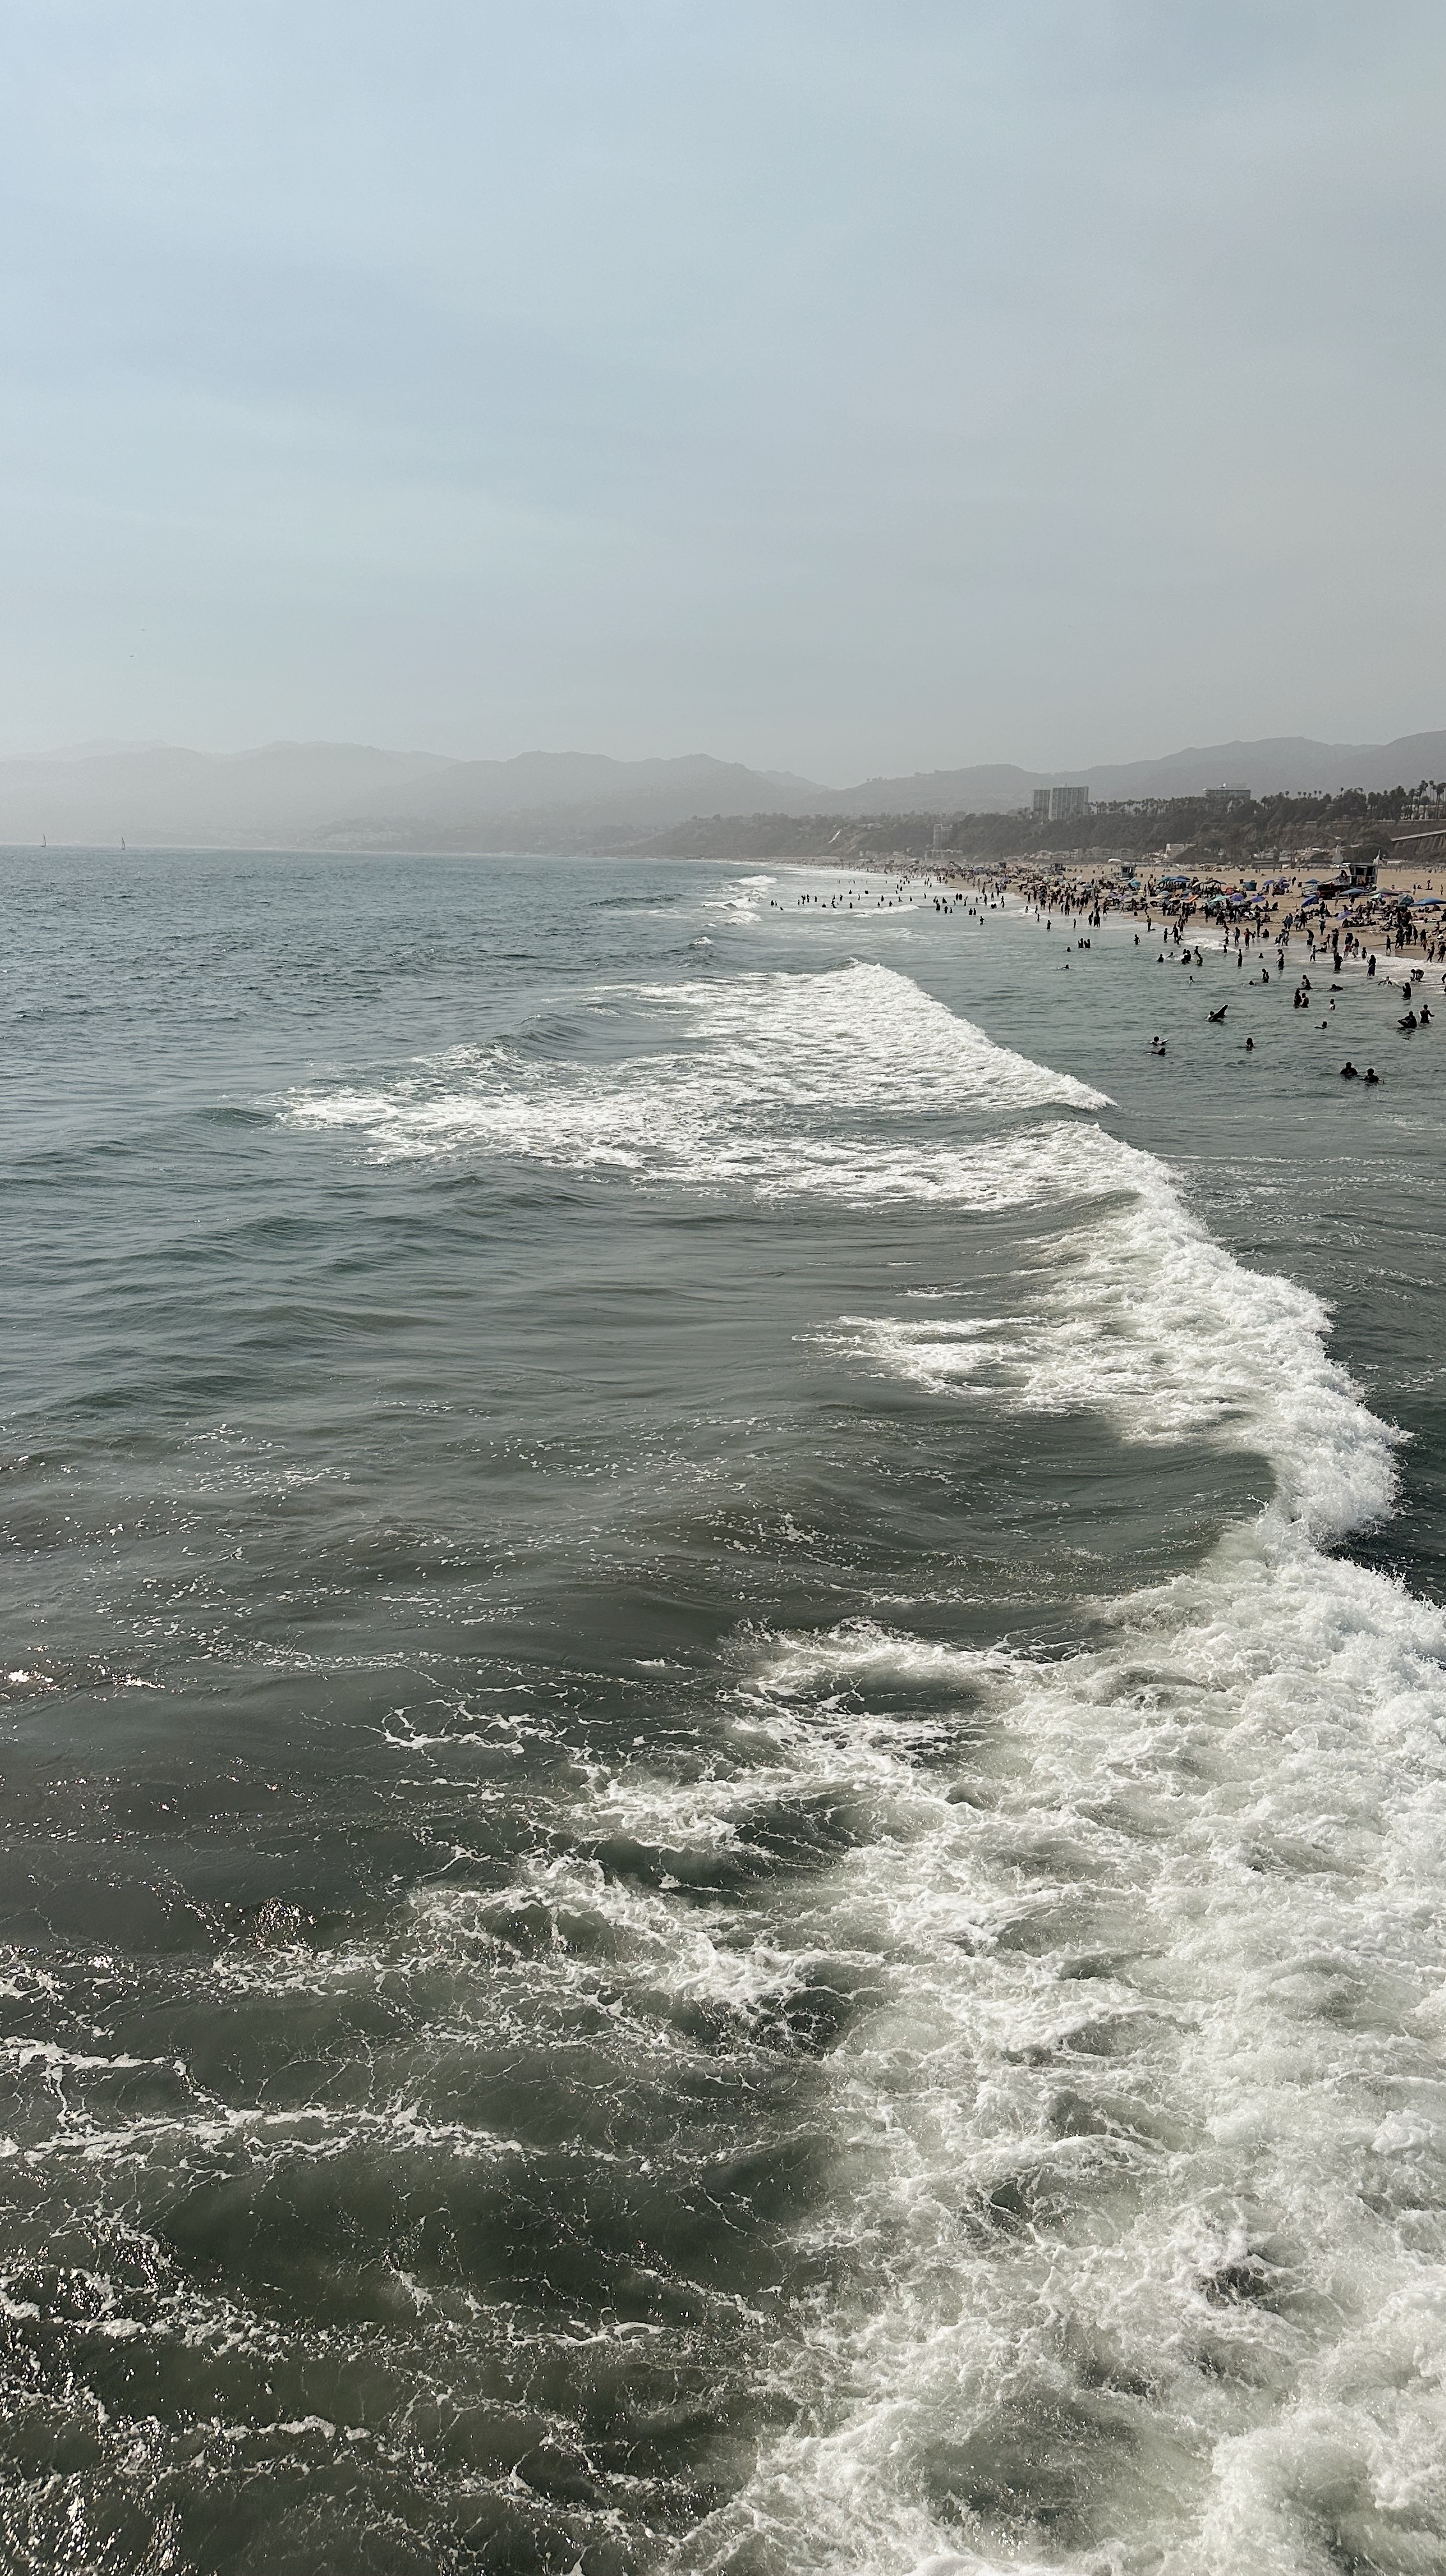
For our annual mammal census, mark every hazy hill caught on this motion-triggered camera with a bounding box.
[3,729,1445,850]
[1075,731,1446,802]
[0,741,452,847]
[313,730,1446,843]
[806,733,1446,814]
[339,749,820,832]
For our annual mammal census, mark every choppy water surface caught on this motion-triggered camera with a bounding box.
[3,849,1445,2575]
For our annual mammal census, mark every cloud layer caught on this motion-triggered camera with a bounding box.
[3,3,1442,775]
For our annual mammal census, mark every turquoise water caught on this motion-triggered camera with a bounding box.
[3,849,1445,2574]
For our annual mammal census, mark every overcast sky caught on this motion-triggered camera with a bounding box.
[3,2,1443,779]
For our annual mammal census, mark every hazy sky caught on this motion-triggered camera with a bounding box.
[3,3,1443,779]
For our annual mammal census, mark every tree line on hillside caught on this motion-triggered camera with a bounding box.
[942,784,1445,866]
[306,781,1446,864]
[633,786,1445,868]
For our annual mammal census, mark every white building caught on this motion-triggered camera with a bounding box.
[1033,785,1091,822]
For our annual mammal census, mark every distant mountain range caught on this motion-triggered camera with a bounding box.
[3,730,1445,851]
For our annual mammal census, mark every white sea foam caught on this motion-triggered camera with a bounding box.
[671,1519,1446,2573]
[663,1132,1435,2572]
[281,952,1442,2566]
[831,1141,1399,1542]
[283,962,1105,1195]
[653,1022,1431,2569]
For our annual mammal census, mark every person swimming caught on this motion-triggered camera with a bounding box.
[1341,1061,1359,1078]
[1364,1066,1380,1083]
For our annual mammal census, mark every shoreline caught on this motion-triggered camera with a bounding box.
[765,850,1445,1059]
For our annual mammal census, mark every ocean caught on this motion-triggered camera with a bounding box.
[3,847,1445,2575]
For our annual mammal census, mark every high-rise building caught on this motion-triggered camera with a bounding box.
[1033,785,1090,822]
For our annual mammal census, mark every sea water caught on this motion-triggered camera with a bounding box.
[2,849,1444,2574]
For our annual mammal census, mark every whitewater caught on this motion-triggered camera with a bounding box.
[291,946,1445,2573]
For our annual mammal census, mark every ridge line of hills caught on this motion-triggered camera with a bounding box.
[3,730,1446,851]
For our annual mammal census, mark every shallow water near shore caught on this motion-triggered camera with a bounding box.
[3,847,1445,2574]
